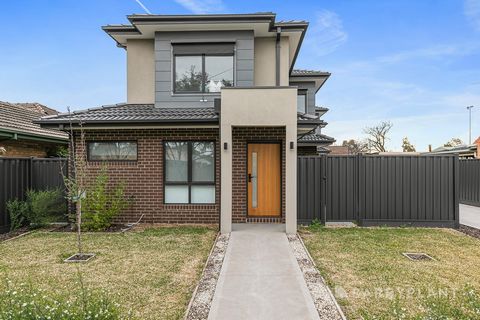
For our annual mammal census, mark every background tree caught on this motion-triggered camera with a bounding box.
[342,139,369,154]
[363,121,393,152]
[402,137,416,152]
[444,138,464,147]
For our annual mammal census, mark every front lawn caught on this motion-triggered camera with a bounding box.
[0,226,217,319]
[301,226,480,319]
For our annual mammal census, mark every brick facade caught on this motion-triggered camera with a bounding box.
[74,128,220,224]
[73,126,287,225]
[0,140,61,158]
[231,127,286,223]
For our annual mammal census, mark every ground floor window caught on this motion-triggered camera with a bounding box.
[87,141,137,161]
[164,141,215,204]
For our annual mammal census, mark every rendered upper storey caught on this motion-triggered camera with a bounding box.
[103,12,330,113]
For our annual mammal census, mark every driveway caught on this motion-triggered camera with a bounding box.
[460,204,480,229]
[208,224,320,320]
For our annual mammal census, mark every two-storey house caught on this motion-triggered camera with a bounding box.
[37,13,333,233]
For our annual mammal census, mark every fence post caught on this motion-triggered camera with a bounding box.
[28,157,34,190]
[454,155,460,228]
[356,154,362,226]
[321,156,327,225]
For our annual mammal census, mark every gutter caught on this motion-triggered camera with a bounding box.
[0,129,68,144]
[276,26,281,86]
[34,118,219,126]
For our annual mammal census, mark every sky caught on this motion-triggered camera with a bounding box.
[0,0,479,151]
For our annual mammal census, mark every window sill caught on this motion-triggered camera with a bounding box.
[171,92,221,97]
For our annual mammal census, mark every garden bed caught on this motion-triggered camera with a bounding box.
[0,227,32,242]
[51,223,130,233]
[459,224,480,239]
[0,225,217,319]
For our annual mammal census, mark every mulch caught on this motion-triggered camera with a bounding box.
[0,227,31,242]
[459,224,480,239]
[50,224,130,233]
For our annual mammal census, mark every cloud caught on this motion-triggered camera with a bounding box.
[174,0,226,14]
[378,45,470,64]
[465,0,480,31]
[305,10,348,56]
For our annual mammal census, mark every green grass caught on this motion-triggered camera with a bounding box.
[0,226,217,319]
[301,226,480,319]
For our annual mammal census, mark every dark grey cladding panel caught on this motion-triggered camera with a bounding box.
[172,43,235,54]
[290,81,316,115]
[155,30,254,108]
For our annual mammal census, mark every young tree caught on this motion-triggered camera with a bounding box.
[342,139,369,154]
[444,138,464,147]
[363,121,393,153]
[62,107,88,255]
[402,137,416,152]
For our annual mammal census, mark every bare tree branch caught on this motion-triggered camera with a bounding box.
[363,121,393,153]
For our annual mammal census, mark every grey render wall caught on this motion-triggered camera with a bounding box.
[298,155,459,228]
[155,31,254,108]
[459,159,480,206]
[290,81,316,115]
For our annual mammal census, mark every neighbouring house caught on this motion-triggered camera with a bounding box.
[36,12,333,233]
[328,145,351,155]
[429,137,480,159]
[298,105,335,155]
[0,101,68,157]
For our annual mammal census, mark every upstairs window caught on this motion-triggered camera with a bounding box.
[297,91,307,113]
[173,43,234,93]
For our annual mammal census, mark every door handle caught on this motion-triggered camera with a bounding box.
[248,173,252,182]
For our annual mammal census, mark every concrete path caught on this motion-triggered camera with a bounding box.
[460,204,480,229]
[208,224,320,320]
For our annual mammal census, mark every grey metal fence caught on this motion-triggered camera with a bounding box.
[0,157,67,232]
[459,159,480,207]
[298,155,459,228]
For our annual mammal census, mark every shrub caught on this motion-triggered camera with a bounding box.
[82,166,130,231]
[0,279,121,319]
[6,199,30,231]
[6,188,66,230]
[27,188,67,227]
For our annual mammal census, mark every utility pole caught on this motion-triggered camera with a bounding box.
[467,106,474,144]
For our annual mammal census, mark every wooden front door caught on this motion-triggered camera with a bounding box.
[247,143,281,216]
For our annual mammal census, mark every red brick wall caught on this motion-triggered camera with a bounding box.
[0,140,61,158]
[231,127,286,223]
[73,128,220,224]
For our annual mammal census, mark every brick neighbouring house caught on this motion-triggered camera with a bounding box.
[36,13,334,233]
[0,101,68,157]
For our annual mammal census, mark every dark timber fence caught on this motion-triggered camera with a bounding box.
[298,155,459,228]
[0,157,67,232]
[459,159,480,207]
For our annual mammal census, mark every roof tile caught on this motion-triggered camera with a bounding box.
[0,102,68,140]
[36,104,219,124]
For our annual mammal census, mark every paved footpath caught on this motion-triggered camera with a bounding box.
[208,224,320,320]
[460,204,480,229]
